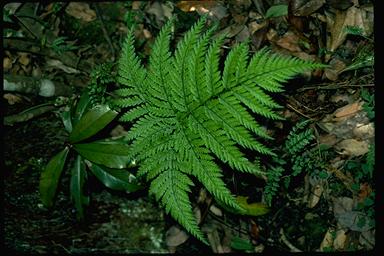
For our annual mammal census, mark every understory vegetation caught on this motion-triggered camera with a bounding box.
[4,1,375,253]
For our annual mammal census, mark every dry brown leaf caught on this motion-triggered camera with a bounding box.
[46,59,80,74]
[291,0,326,16]
[176,1,220,12]
[335,138,369,156]
[235,25,250,42]
[308,183,324,208]
[131,1,142,10]
[275,31,302,52]
[318,134,338,147]
[333,197,354,216]
[248,20,267,34]
[209,204,223,217]
[65,3,96,22]
[333,229,348,250]
[326,6,374,52]
[4,93,23,105]
[18,53,30,66]
[146,2,173,25]
[357,183,372,203]
[324,58,347,81]
[352,123,374,140]
[3,57,12,69]
[165,225,190,247]
[334,101,363,118]
[319,228,335,251]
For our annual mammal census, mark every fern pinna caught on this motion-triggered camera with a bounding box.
[114,16,323,243]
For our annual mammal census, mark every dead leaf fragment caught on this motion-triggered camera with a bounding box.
[46,59,80,74]
[308,183,324,208]
[3,57,12,69]
[165,225,190,247]
[275,31,302,52]
[352,123,374,140]
[18,53,30,66]
[4,93,23,105]
[209,204,223,217]
[334,101,363,118]
[248,21,267,34]
[335,138,369,156]
[320,228,335,251]
[333,229,348,250]
[324,58,347,81]
[326,6,374,52]
[291,0,326,16]
[65,3,96,22]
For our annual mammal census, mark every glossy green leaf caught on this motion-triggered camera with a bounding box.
[265,4,288,18]
[61,107,73,133]
[74,141,131,169]
[70,155,89,220]
[86,161,142,191]
[72,90,91,126]
[39,147,70,207]
[69,104,117,144]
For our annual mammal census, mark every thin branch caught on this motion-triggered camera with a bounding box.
[297,83,374,92]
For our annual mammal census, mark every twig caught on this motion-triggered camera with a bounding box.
[4,104,56,126]
[297,83,374,92]
[279,228,302,252]
[286,103,314,120]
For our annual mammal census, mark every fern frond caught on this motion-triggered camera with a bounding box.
[116,17,324,242]
[149,170,206,243]
[247,48,325,92]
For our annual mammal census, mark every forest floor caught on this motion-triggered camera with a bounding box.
[3,1,376,253]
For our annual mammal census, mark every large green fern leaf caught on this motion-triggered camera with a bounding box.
[114,17,325,243]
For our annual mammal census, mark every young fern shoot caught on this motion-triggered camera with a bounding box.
[114,16,324,243]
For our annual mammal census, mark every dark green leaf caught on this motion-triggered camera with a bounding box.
[70,155,89,220]
[69,105,117,144]
[230,236,254,251]
[74,140,131,169]
[72,90,91,126]
[86,161,142,191]
[39,147,70,207]
[61,107,72,133]
[265,4,288,18]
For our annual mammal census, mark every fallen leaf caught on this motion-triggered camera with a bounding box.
[333,229,348,250]
[209,204,223,217]
[333,197,354,216]
[326,6,374,52]
[248,20,267,34]
[359,229,375,250]
[165,225,190,247]
[46,59,80,74]
[318,134,338,147]
[335,138,369,156]
[357,183,372,203]
[337,211,374,232]
[275,31,302,52]
[291,0,326,16]
[3,57,12,69]
[352,123,374,140]
[324,58,347,81]
[308,183,324,208]
[176,1,220,12]
[3,93,23,105]
[235,25,250,42]
[334,101,363,118]
[146,1,173,25]
[319,228,335,251]
[65,3,96,22]
[18,53,30,66]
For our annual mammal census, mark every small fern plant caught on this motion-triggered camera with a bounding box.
[113,16,324,243]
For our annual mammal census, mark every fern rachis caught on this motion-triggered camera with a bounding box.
[114,16,324,243]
